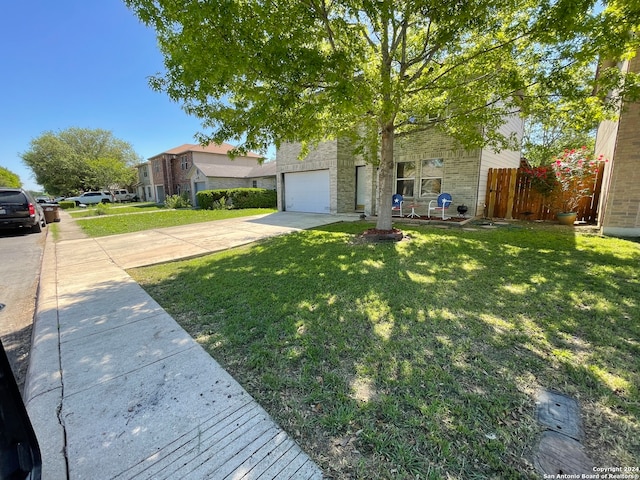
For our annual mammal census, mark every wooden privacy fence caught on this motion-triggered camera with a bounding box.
[485,166,604,223]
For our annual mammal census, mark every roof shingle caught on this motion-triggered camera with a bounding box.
[193,159,276,179]
[160,143,262,158]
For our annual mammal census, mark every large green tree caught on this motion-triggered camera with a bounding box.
[0,166,22,188]
[522,59,616,166]
[21,128,141,196]
[126,0,640,230]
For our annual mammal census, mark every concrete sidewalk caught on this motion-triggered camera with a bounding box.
[25,210,359,479]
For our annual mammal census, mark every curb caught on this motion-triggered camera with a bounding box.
[24,232,69,480]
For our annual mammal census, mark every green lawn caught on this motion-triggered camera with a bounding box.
[129,222,640,479]
[75,207,277,236]
[67,202,162,218]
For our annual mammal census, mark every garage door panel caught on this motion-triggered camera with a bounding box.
[284,170,330,213]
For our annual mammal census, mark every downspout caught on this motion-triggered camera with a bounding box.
[476,126,486,218]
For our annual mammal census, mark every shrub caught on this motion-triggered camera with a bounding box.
[94,202,111,215]
[165,192,192,209]
[58,201,75,210]
[521,166,557,196]
[551,147,606,213]
[228,188,277,209]
[196,190,229,210]
[196,188,276,210]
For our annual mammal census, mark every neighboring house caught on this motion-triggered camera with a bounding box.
[135,162,153,202]
[594,53,640,237]
[276,116,523,216]
[188,156,276,205]
[140,143,275,205]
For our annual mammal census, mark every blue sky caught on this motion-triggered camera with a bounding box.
[0,0,223,191]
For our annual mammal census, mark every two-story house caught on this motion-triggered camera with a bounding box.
[137,143,276,205]
[276,116,523,217]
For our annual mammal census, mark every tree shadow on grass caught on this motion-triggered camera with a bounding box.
[130,222,640,479]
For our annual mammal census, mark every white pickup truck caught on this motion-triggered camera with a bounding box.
[66,191,113,206]
[111,189,135,202]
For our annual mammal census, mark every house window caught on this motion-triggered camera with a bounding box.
[252,180,258,188]
[420,158,444,197]
[154,161,160,173]
[142,166,148,178]
[395,161,415,197]
[181,155,189,170]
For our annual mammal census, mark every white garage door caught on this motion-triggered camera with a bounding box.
[284,170,330,213]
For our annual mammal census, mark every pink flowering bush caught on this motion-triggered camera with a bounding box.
[551,146,606,213]
[520,165,556,196]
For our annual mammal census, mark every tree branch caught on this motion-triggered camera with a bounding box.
[307,0,337,52]
[405,30,534,95]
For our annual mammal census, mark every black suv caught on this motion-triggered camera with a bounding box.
[0,189,46,234]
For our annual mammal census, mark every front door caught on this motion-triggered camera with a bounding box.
[155,185,165,203]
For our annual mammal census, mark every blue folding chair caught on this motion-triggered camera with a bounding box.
[428,193,452,220]
[392,194,404,217]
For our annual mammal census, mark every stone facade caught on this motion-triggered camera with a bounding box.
[596,53,640,237]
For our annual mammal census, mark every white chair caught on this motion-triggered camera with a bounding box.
[392,194,404,217]
[428,193,452,220]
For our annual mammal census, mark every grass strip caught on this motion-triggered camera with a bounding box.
[76,208,277,237]
[67,202,162,218]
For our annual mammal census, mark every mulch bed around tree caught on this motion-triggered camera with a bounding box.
[358,228,404,242]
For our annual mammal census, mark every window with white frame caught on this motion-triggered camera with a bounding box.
[180,155,189,170]
[420,158,444,197]
[395,161,416,197]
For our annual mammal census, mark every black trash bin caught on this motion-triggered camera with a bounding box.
[42,204,60,224]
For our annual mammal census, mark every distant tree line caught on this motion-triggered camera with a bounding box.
[21,127,142,196]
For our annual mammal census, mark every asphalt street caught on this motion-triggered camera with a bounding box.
[0,226,46,393]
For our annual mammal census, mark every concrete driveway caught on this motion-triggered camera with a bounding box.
[85,211,359,269]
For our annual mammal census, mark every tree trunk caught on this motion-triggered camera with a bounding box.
[375,124,395,231]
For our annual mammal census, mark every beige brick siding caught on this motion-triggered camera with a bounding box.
[394,131,481,217]
[276,140,338,212]
[194,177,275,191]
[253,177,277,190]
[206,178,252,189]
[336,138,358,213]
[598,54,640,235]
